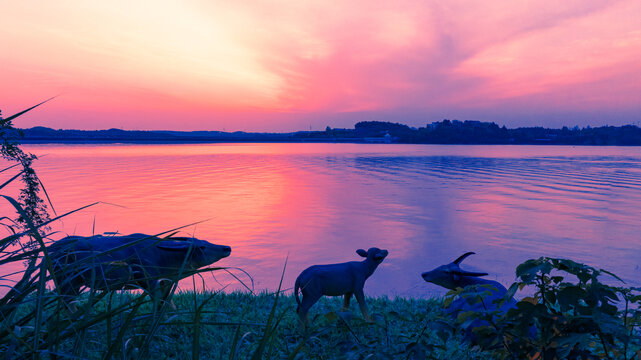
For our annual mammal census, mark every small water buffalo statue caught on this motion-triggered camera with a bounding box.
[294,247,388,329]
[422,252,517,341]
[47,233,231,307]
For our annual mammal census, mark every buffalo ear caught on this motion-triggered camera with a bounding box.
[169,237,191,241]
[356,249,367,257]
[156,241,192,252]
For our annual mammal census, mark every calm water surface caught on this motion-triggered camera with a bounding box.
[2,143,641,297]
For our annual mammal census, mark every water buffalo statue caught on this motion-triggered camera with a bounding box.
[46,233,231,308]
[294,247,388,329]
[422,252,517,342]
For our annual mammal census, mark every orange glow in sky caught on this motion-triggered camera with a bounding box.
[1,0,640,131]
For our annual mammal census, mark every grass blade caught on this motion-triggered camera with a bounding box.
[0,170,24,190]
[3,97,57,122]
[250,256,288,360]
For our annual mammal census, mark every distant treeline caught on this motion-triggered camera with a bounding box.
[19,120,641,145]
[299,120,641,145]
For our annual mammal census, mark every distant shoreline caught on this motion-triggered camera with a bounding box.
[18,140,641,146]
[19,138,373,145]
[18,119,641,145]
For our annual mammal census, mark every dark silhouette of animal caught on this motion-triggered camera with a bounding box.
[294,247,388,329]
[422,252,516,340]
[47,233,231,307]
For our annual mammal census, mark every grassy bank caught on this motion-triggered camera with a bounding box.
[8,290,490,359]
[166,291,487,359]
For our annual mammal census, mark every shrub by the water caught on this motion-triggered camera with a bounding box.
[444,258,641,359]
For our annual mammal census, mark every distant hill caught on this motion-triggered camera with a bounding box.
[20,127,296,143]
[18,120,641,145]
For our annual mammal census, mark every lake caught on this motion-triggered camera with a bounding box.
[2,143,641,298]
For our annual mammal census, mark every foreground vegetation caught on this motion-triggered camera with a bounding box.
[2,227,640,360]
[2,268,640,359]
[5,290,492,359]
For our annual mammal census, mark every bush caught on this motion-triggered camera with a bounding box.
[445,257,641,359]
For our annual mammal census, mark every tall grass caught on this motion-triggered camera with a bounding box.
[0,98,57,235]
[0,205,266,359]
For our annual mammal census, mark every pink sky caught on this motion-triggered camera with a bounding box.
[2,0,640,131]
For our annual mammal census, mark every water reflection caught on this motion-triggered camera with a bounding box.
[1,144,640,297]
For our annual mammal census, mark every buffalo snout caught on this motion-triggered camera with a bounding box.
[373,250,388,262]
[199,243,232,263]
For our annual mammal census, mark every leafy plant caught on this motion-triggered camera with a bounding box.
[444,257,641,359]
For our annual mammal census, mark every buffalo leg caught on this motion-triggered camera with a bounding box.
[354,289,371,322]
[342,292,352,311]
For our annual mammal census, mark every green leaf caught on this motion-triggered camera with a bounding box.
[557,286,587,312]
